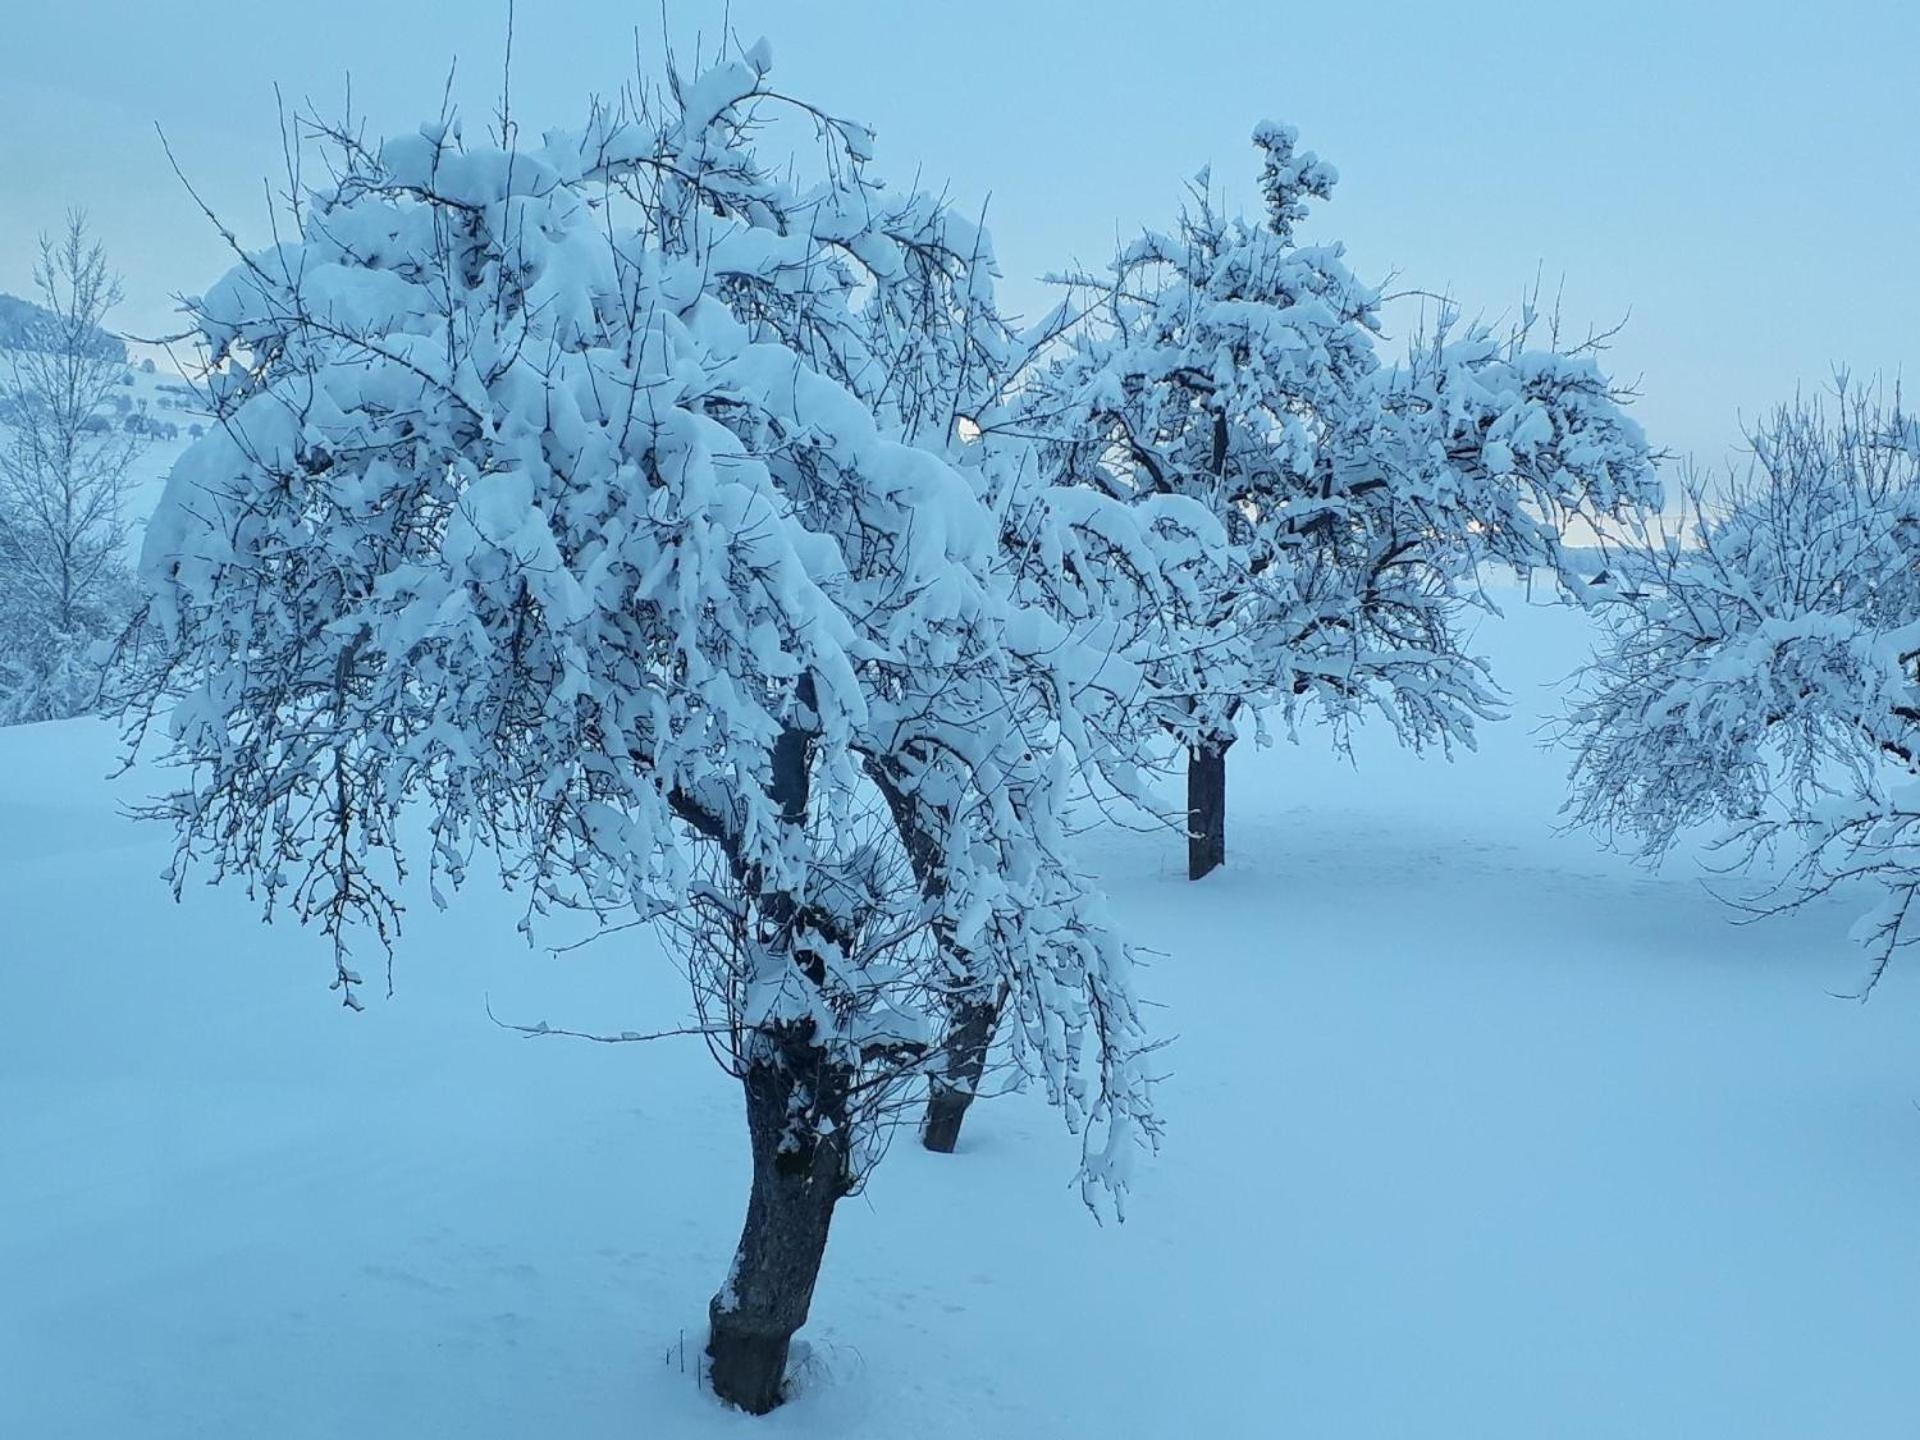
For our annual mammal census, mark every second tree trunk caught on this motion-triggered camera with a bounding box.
[1188,737,1229,880]
[920,990,1003,1154]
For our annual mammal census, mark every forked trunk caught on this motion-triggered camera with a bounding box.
[920,988,1005,1154]
[1187,737,1230,880]
[707,1026,853,1414]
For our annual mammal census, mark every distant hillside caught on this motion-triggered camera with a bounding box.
[0,292,126,363]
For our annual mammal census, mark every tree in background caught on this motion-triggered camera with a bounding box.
[1020,126,1660,881]
[0,213,143,723]
[132,48,1154,1415]
[1566,381,1920,993]
[895,122,1662,1164]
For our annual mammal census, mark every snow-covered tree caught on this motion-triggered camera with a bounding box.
[660,127,1216,1157]
[1566,381,1920,993]
[889,121,1659,1159]
[1018,126,1660,880]
[132,50,1154,1415]
[0,214,143,723]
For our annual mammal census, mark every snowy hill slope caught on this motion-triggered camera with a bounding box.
[113,358,199,543]
[2,587,1917,1438]
[0,294,125,362]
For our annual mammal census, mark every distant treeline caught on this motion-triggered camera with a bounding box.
[0,291,125,362]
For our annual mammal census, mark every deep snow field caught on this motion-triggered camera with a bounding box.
[119,359,198,537]
[4,585,1918,1438]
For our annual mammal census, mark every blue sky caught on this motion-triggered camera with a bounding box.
[2,0,1913,468]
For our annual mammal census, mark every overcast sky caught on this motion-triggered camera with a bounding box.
[2,0,1913,469]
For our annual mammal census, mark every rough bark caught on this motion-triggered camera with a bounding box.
[706,1025,853,1415]
[920,988,1004,1154]
[1187,736,1230,880]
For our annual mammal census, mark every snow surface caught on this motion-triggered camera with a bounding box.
[4,583,1918,1437]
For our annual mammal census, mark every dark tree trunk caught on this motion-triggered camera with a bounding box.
[1187,737,1230,880]
[707,1025,853,1415]
[920,989,1004,1154]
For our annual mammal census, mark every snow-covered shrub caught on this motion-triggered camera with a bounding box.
[1566,382,1920,992]
[132,48,1155,1414]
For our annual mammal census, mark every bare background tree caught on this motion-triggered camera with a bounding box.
[0,212,142,723]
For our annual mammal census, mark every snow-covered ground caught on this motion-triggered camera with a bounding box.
[3,587,1917,1438]
[117,356,199,542]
